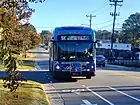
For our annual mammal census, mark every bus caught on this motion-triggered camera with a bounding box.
[49,26,97,79]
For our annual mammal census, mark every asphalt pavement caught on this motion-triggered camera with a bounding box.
[33,47,140,105]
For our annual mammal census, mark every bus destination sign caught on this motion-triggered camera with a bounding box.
[60,35,91,40]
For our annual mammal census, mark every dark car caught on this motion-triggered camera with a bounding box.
[96,55,107,67]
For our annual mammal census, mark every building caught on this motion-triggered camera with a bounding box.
[96,42,132,59]
[97,42,131,51]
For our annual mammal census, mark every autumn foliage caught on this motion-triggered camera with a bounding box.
[0,0,42,92]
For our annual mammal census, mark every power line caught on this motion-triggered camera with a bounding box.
[95,17,125,26]
[96,19,125,30]
[95,19,113,26]
[116,19,124,25]
[97,24,113,30]
[91,1,109,13]
[95,5,112,16]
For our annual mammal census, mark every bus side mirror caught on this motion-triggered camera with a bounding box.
[94,40,102,48]
[50,37,54,42]
[50,39,53,42]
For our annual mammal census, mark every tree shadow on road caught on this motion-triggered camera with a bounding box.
[52,78,78,83]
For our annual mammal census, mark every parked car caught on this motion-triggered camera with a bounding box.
[96,55,107,67]
[40,44,45,48]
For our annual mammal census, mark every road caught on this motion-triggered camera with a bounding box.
[34,48,140,105]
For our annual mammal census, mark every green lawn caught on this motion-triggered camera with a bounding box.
[0,60,35,71]
[0,80,50,105]
[0,52,36,71]
[18,52,36,70]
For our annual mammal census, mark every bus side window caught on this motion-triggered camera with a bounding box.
[49,47,52,57]
[50,43,53,60]
[53,42,58,60]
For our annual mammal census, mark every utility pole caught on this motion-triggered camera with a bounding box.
[109,0,123,53]
[86,14,96,28]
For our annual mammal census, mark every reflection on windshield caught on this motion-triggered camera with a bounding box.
[56,42,93,61]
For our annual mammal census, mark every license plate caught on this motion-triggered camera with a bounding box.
[72,63,81,72]
[72,73,78,75]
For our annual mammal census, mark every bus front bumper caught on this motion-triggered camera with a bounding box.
[53,71,95,77]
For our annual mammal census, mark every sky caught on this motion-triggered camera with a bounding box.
[29,0,140,33]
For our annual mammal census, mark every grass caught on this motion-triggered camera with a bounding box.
[0,80,50,105]
[0,63,35,71]
[0,52,36,71]
[18,52,36,71]
[18,60,35,71]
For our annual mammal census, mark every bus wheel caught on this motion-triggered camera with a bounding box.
[86,76,91,79]
[53,76,57,80]
[53,74,58,80]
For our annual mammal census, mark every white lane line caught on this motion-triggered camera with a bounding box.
[83,85,114,105]
[109,86,140,102]
[48,84,63,102]
[82,100,97,105]
[75,89,81,95]
[62,90,71,92]
[62,89,85,94]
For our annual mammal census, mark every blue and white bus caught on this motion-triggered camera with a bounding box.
[49,26,97,79]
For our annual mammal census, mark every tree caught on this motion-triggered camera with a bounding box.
[122,12,140,47]
[40,30,52,44]
[0,0,44,93]
[23,23,37,32]
[96,30,111,41]
[30,32,41,49]
[19,24,41,57]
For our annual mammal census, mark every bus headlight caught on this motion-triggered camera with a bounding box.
[87,69,90,71]
[56,65,60,70]
[86,62,89,64]
[91,66,94,69]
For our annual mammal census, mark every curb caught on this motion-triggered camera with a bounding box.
[41,84,51,105]
[108,64,140,70]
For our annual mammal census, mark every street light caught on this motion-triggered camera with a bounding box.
[81,24,90,27]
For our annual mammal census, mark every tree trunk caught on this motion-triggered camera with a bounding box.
[24,49,27,58]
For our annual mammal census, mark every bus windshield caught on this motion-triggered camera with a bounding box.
[56,41,93,61]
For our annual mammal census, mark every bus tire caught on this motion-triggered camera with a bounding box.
[53,75,57,79]
[53,73,58,80]
[86,76,91,79]
[67,76,72,80]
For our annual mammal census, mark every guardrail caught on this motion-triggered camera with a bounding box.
[107,59,140,67]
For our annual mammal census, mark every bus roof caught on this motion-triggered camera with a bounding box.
[53,26,95,40]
